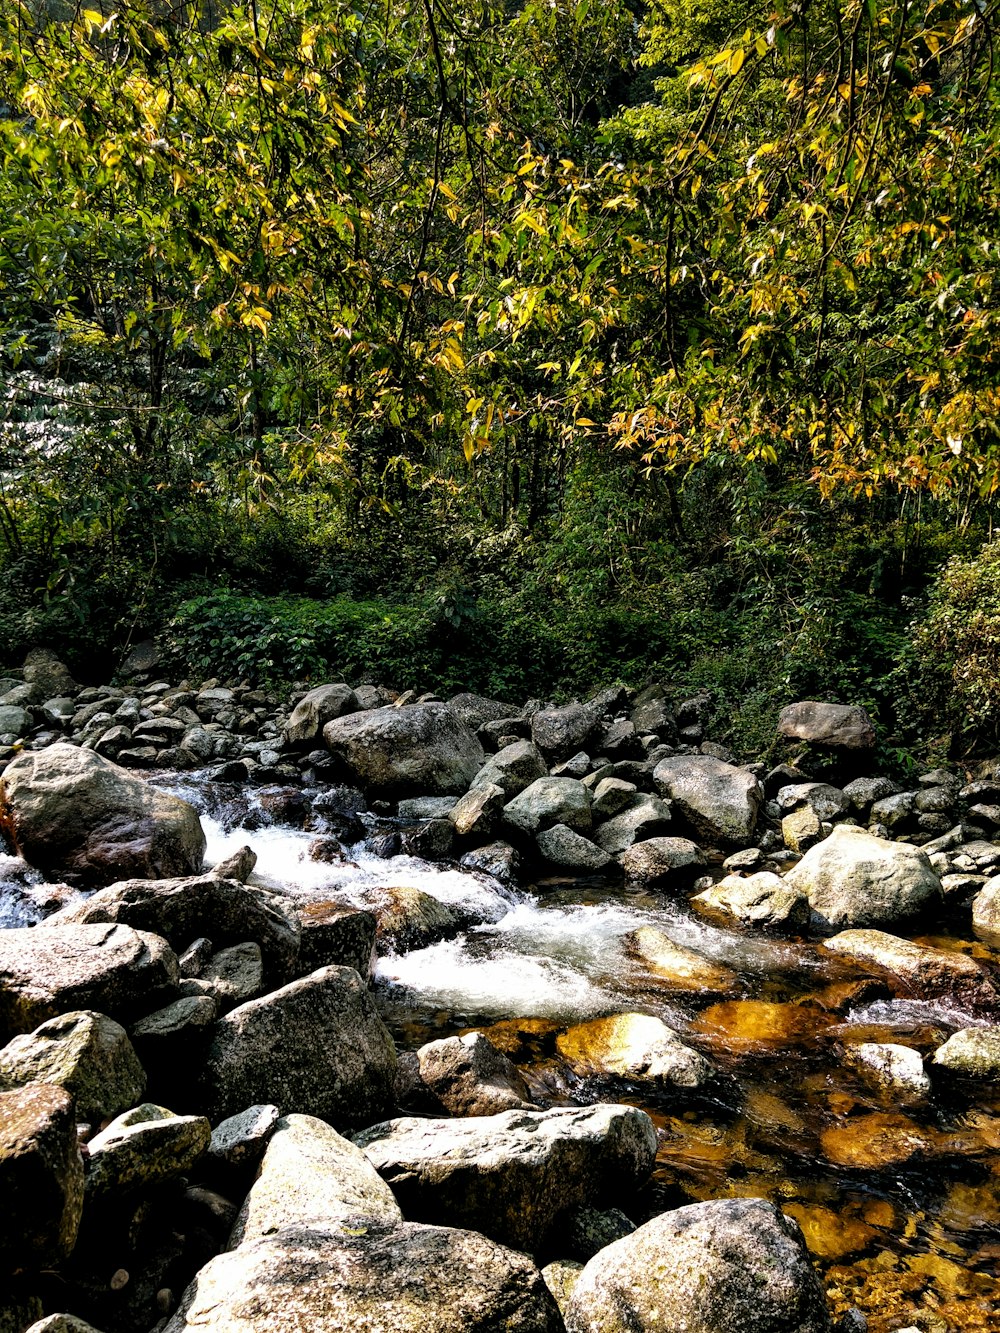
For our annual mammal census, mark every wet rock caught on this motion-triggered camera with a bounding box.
[413,1032,534,1116]
[85,1104,211,1199]
[0,1011,145,1123]
[448,783,506,840]
[531,703,600,763]
[355,1103,657,1252]
[652,755,762,847]
[366,884,464,952]
[282,684,358,749]
[778,700,875,751]
[504,776,592,836]
[0,924,179,1040]
[211,846,256,883]
[593,795,672,855]
[563,1196,833,1333]
[536,824,614,872]
[459,840,521,886]
[556,1014,712,1089]
[693,871,809,931]
[842,1042,931,1104]
[323,703,484,797]
[822,929,1000,1010]
[0,744,205,888]
[44,876,300,986]
[971,875,1000,946]
[0,1084,84,1272]
[819,1112,954,1169]
[624,926,739,997]
[198,966,396,1128]
[785,825,943,929]
[621,836,706,884]
[163,1219,563,1333]
[932,1027,1000,1080]
[230,1113,401,1246]
[399,818,453,860]
[693,1000,833,1050]
[296,902,376,978]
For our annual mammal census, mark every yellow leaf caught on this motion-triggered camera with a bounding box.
[729,47,746,75]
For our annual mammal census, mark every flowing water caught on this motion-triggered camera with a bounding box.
[7,770,1000,1330]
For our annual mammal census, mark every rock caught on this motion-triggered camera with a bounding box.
[970,875,1000,946]
[23,650,75,698]
[471,741,549,798]
[0,706,29,737]
[869,791,916,832]
[413,1032,533,1116]
[932,1027,1000,1080]
[0,1011,145,1123]
[784,825,943,929]
[0,744,206,888]
[693,872,809,931]
[397,796,458,820]
[230,1113,401,1246]
[842,1042,931,1104]
[556,1014,712,1089]
[624,926,739,997]
[531,703,600,762]
[163,1219,563,1333]
[131,994,218,1078]
[593,795,672,855]
[842,776,900,815]
[0,924,179,1040]
[212,846,257,882]
[819,1111,954,1170]
[399,819,453,859]
[198,966,396,1127]
[821,929,1000,1010]
[778,700,876,751]
[542,1259,584,1315]
[323,704,484,797]
[200,943,263,1010]
[591,778,638,819]
[459,840,521,886]
[44,876,300,985]
[562,1206,636,1262]
[355,1103,657,1252]
[723,846,764,872]
[296,903,376,978]
[206,1104,280,1179]
[630,693,676,740]
[776,782,851,821]
[563,1197,833,1333]
[536,824,614,872]
[621,837,706,884]
[366,884,463,952]
[781,805,824,854]
[504,777,592,836]
[283,684,358,748]
[448,783,506,840]
[23,1316,105,1333]
[85,1103,211,1199]
[652,756,762,847]
[448,693,518,730]
[0,1085,84,1272]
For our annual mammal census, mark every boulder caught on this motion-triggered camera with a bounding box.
[23,1317,104,1333]
[355,1104,657,1252]
[590,778,638,819]
[365,884,464,952]
[0,1085,84,1272]
[621,837,706,884]
[322,704,484,797]
[0,1010,145,1123]
[230,1113,401,1246]
[282,684,358,749]
[784,825,943,929]
[413,1032,533,1116]
[563,1197,833,1333]
[206,1104,281,1180]
[85,1103,211,1199]
[459,840,521,886]
[470,742,550,798]
[624,927,739,997]
[201,943,264,1010]
[212,845,257,883]
[531,703,600,762]
[971,875,1000,946]
[842,1042,931,1104]
[43,876,300,985]
[562,1206,636,1262]
[693,872,809,931]
[932,1027,1000,1080]
[536,824,614,872]
[593,795,672,855]
[22,650,75,699]
[296,902,376,978]
[0,744,205,887]
[556,1013,713,1089]
[447,693,519,730]
[448,783,506,840]
[198,966,396,1127]
[778,700,875,751]
[652,756,762,847]
[163,1220,563,1333]
[504,777,592,836]
[0,924,179,1040]
[821,929,1000,1010]
[0,706,29,738]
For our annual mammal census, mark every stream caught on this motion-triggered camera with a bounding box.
[7,768,1000,1331]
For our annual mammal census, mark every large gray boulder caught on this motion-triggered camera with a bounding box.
[355,1103,656,1252]
[282,684,358,749]
[778,700,875,751]
[323,704,484,797]
[652,756,762,847]
[0,744,205,887]
[471,741,548,798]
[198,966,397,1127]
[0,1010,145,1123]
[412,1032,534,1117]
[0,1084,84,1273]
[531,703,600,762]
[784,825,943,929]
[0,924,179,1040]
[163,1220,563,1333]
[621,837,706,884]
[593,795,672,855]
[564,1197,832,1333]
[504,777,592,836]
[230,1113,401,1246]
[43,876,300,985]
[693,872,810,931]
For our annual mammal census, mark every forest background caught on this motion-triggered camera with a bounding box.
[2,0,1000,765]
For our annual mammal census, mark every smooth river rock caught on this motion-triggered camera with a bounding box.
[821,929,1000,1010]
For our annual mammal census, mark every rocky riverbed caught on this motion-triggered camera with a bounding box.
[3,650,1000,1331]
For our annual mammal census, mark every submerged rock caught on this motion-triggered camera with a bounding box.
[556,1013,713,1089]
[842,1041,931,1105]
[623,926,739,997]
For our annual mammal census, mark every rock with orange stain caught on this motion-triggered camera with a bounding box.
[782,1202,880,1262]
[821,929,1000,1011]
[623,926,740,998]
[692,999,833,1049]
[819,1112,961,1169]
[556,1013,713,1088]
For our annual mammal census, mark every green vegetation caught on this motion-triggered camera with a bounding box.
[2,0,1000,756]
